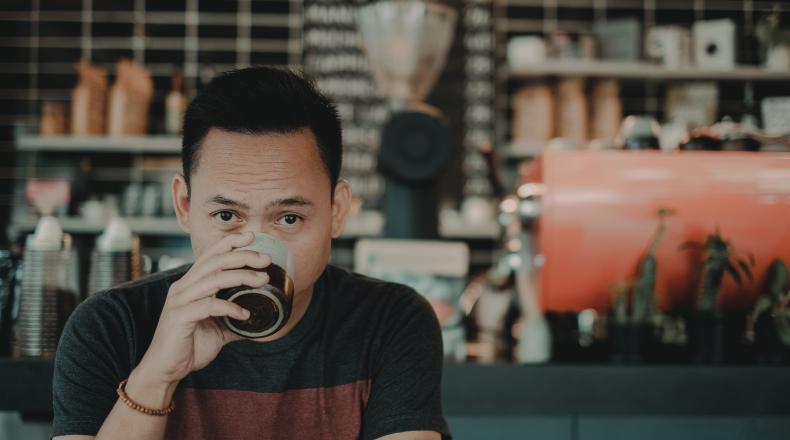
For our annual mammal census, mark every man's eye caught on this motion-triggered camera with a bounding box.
[278,214,302,226]
[214,211,236,222]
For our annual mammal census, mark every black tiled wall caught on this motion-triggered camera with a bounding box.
[0,0,298,247]
[3,0,790,247]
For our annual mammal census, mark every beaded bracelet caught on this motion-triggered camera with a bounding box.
[116,379,176,416]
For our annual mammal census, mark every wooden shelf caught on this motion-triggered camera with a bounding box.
[502,140,547,159]
[507,61,790,81]
[440,220,500,239]
[16,135,182,154]
[10,217,184,236]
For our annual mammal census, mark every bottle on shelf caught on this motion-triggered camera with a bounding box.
[555,77,588,148]
[107,59,153,137]
[511,81,554,152]
[166,70,188,135]
[590,79,622,148]
[71,60,108,136]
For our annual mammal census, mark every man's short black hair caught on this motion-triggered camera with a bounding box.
[181,66,342,195]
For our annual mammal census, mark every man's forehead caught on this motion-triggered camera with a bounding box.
[188,128,332,202]
[195,128,324,176]
[201,127,318,154]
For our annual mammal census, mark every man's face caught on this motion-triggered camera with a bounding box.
[172,127,350,298]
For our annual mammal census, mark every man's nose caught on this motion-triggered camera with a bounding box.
[239,222,270,236]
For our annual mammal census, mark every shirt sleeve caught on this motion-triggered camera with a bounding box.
[360,286,451,440]
[52,292,133,437]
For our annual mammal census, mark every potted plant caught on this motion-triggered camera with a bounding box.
[680,228,754,363]
[748,259,790,364]
[608,208,673,363]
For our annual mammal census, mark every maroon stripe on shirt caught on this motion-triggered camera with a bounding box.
[165,380,372,440]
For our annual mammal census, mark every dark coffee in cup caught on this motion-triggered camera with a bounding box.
[216,233,295,338]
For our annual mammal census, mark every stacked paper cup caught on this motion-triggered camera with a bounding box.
[13,216,79,359]
[88,217,142,295]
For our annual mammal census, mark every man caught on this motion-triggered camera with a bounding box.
[52,66,450,440]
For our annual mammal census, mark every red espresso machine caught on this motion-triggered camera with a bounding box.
[528,150,790,313]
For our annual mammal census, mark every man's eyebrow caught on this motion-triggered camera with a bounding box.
[206,195,250,210]
[266,197,314,209]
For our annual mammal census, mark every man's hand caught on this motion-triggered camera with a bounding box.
[127,232,272,406]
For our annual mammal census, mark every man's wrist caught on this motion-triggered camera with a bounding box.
[125,365,180,410]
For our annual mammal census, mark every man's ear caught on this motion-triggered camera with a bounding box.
[172,173,191,234]
[330,180,353,239]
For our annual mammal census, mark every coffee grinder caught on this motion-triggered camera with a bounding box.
[357,0,457,239]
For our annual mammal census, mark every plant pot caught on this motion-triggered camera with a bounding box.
[650,311,694,364]
[545,312,608,363]
[607,321,659,364]
[754,313,790,365]
[688,310,750,364]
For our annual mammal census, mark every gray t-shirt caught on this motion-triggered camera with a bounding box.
[52,264,450,439]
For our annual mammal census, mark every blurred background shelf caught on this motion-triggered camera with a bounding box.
[507,61,790,81]
[16,135,181,154]
[9,216,183,236]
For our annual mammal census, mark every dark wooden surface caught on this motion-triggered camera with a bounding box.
[2,359,790,416]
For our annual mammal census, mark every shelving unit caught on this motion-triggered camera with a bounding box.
[9,216,183,237]
[506,61,790,81]
[16,135,182,154]
[495,60,790,158]
[11,136,501,241]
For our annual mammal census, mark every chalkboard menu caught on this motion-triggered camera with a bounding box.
[302,0,387,209]
[461,0,496,198]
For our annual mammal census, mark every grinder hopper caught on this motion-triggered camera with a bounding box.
[357,0,457,105]
[357,1,458,239]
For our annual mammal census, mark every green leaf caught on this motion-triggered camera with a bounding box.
[753,295,774,317]
[736,259,754,281]
[766,259,790,303]
[726,263,743,287]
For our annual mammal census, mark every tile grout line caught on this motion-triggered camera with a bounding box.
[643,0,655,30]
[237,0,252,67]
[184,0,199,92]
[288,0,303,68]
[27,0,40,126]
[542,0,558,35]
[644,0,658,116]
[593,0,607,23]
[694,0,705,22]
[133,0,145,64]
[81,0,92,60]
[743,0,754,35]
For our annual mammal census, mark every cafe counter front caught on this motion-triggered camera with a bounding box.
[2,359,789,440]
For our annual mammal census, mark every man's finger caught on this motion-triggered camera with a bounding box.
[171,269,270,306]
[180,297,251,323]
[194,232,255,266]
[174,250,271,294]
